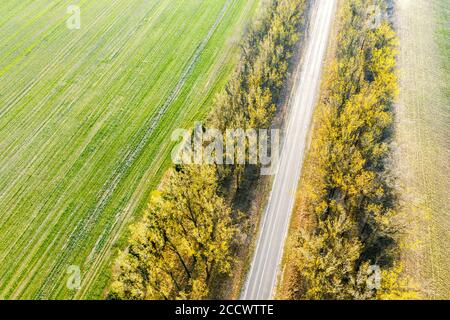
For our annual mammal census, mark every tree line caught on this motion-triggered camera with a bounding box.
[284,0,417,299]
[110,0,308,300]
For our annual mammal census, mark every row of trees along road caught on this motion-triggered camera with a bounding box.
[284,0,418,300]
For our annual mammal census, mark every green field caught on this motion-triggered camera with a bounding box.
[0,0,260,299]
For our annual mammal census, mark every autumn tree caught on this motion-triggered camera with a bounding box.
[209,0,307,188]
[110,165,235,300]
[292,213,369,300]
[285,0,414,300]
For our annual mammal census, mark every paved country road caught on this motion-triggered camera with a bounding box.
[241,0,337,300]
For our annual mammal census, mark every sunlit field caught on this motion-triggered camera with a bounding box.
[0,0,259,299]
[395,0,450,298]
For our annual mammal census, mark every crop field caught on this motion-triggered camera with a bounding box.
[0,0,260,299]
[395,0,449,298]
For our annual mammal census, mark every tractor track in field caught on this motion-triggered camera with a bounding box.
[0,0,138,297]
[0,0,169,298]
[0,0,120,119]
[21,0,233,299]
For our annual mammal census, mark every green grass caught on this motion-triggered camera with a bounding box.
[0,0,260,299]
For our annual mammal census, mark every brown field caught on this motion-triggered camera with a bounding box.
[394,0,450,299]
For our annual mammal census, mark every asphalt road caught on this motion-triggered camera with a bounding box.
[241,0,337,300]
